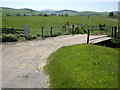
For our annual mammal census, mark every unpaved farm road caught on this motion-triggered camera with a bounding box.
[2,34,111,88]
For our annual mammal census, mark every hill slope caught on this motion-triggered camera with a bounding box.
[1,7,41,16]
[1,7,109,16]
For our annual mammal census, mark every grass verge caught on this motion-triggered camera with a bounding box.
[44,44,118,88]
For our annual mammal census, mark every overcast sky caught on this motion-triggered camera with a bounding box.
[1,0,119,12]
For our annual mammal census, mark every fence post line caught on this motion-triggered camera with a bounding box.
[50,27,52,37]
[87,29,90,44]
[114,26,117,38]
[42,26,44,40]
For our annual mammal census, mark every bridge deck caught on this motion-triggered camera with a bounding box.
[89,35,111,43]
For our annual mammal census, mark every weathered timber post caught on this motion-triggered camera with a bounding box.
[111,27,114,38]
[92,26,94,30]
[87,29,90,44]
[114,26,117,38]
[64,25,66,31]
[72,24,74,35]
[50,27,53,37]
[99,24,101,29]
[118,26,120,35]
[24,25,30,38]
[41,26,44,40]
[11,28,14,34]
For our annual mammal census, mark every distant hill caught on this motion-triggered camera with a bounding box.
[56,9,78,13]
[39,9,106,16]
[79,11,98,14]
[22,8,36,12]
[1,7,41,16]
[1,7,112,16]
[39,9,79,16]
[39,9,57,14]
[55,9,79,16]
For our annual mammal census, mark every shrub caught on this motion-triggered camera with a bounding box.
[79,29,84,34]
[31,35,37,39]
[74,27,80,34]
[111,38,120,48]
[43,14,48,17]
[109,12,114,17]
[25,35,38,40]
[25,36,32,40]
[65,13,68,17]
[6,13,11,16]
[83,30,87,33]
[16,13,21,16]
[17,37,26,41]
[2,34,17,42]
[111,38,120,44]
[37,34,41,37]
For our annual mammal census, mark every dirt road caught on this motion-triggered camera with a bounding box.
[2,34,111,88]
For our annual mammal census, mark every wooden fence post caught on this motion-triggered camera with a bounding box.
[114,26,117,38]
[11,28,14,34]
[72,24,74,35]
[42,26,44,40]
[64,25,66,31]
[50,27,52,37]
[87,29,90,44]
[111,27,114,38]
[118,26,120,35]
[24,25,30,37]
[92,26,94,29]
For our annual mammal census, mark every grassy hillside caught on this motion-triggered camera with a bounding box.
[44,44,118,88]
[56,9,79,16]
[1,7,41,16]
[1,7,109,16]
[79,11,99,14]
[57,11,78,16]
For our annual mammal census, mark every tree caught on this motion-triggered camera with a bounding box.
[109,12,114,17]
[6,13,11,16]
[24,14,26,16]
[65,13,68,17]
[43,14,48,17]
[38,14,42,16]
[16,13,21,16]
[58,14,61,16]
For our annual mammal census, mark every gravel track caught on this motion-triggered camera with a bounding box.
[1,34,111,88]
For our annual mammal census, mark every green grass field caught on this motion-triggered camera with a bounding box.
[2,15,118,35]
[44,44,118,88]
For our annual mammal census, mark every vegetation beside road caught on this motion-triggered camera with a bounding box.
[44,44,118,88]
